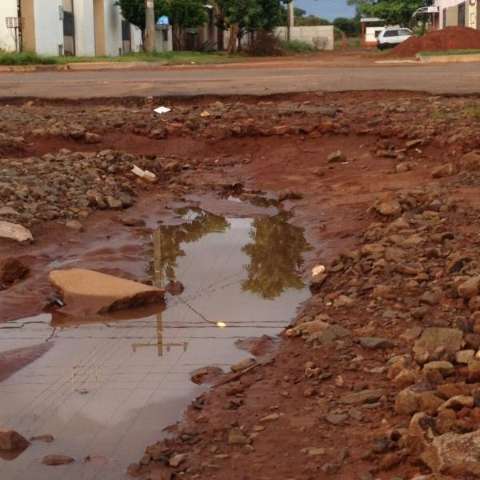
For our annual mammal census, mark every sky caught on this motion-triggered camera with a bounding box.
[295,0,356,21]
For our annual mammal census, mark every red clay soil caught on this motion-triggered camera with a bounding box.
[392,26,480,57]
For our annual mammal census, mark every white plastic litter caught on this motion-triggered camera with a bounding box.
[154,106,171,115]
[131,165,157,182]
[0,221,33,242]
[312,265,326,277]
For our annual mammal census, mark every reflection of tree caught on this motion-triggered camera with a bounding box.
[242,213,311,299]
[158,209,230,282]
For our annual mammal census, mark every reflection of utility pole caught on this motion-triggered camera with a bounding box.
[153,229,164,356]
[144,0,156,53]
[131,229,188,356]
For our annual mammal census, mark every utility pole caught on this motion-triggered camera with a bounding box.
[144,0,156,53]
[287,0,295,42]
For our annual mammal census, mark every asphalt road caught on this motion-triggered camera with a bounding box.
[1,61,480,98]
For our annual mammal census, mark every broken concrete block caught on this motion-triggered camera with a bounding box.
[0,221,33,243]
[49,268,164,314]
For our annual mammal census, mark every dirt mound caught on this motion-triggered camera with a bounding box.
[392,27,480,57]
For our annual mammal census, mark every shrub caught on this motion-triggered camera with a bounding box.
[247,31,284,56]
[0,51,58,65]
[280,39,317,53]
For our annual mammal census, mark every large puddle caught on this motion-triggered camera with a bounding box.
[0,207,310,480]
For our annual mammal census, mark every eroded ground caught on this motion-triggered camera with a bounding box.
[1,92,480,480]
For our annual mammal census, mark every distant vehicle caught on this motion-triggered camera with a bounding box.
[377,27,413,50]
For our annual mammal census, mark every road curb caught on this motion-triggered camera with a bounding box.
[418,53,480,64]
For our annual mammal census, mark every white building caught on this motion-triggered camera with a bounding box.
[432,0,479,30]
[0,0,153,57]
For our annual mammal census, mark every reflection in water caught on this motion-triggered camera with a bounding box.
[242,213,311,299]
[158,209,230,282]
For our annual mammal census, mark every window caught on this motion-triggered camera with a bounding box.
[383,30,399,37]
[399,29,411,36]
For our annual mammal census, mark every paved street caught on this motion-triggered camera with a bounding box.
[1,60,480,98]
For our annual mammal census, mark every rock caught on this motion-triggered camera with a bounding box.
[41,454,75,466]
[165,280,184,296]
[395,388,420,415]
[439,395,474,411]
[306,324,351,345]
[339,389,384,405]
[455,350,475,364]
[423,361,454,377]
[458,277,480,299]
[235,335,276,357]
[30,434,54,443]
[48,268,164,314]
[106,196,123,210]
[327,150,346,163]
[228,429,249,445]
[325,413,348,425]
[422,430,480,476]
[0,429,29,451]
[358,337,395,349]
[467,359,480,382]
[65,219,83,232]
[375,199,402,217]
[84,132,102,144]
[260,413,281,422]
[432,163,457,178]
[301,447,325,456]
[169,453,187,468]
[190,366,223,385]
[460,151,480,171]
[231,357,256,373]
[0,221,33,243]
[0,258,29,289]
[413,328,464,363]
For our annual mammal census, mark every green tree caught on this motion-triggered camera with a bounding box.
[116,0,207,48]
[333,17,359,36]
[116,0,168,38]
[347,0,426,26]
[156,209,230,282]
[241,213,311,299]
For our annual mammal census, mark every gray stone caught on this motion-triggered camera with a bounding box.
[413,328,464,363]
[42,454,75,466]
[358,337,395,349]
[0,429,29,451]
[422,430,480,476]
[339,389,384,405]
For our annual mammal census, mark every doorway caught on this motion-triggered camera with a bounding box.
[63,0,75,55]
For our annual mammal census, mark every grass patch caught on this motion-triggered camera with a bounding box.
[279,40,317,54]
[418,49,480,57]
[0,51,58,65]
[63,51,243,65]
[0,50,242,66]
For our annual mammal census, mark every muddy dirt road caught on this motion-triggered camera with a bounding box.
[1,61,480,98]
[1,92,480,480]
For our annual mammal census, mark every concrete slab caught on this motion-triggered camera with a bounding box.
[49,268,164,314]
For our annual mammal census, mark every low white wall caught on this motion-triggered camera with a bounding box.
[103,0,122,56]
[155,26,173,52]
[131,24,143,52]
[34,0,63,55]
[0,1,19,52]
[74,0,95,56]
[275,26,334,50]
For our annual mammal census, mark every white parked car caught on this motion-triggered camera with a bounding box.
[377,27,413,50]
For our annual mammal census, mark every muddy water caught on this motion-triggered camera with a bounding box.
[0,208,310,480]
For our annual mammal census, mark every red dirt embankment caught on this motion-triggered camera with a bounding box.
[392,26,480,57]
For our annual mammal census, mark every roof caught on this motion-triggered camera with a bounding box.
[360,17,384,23]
